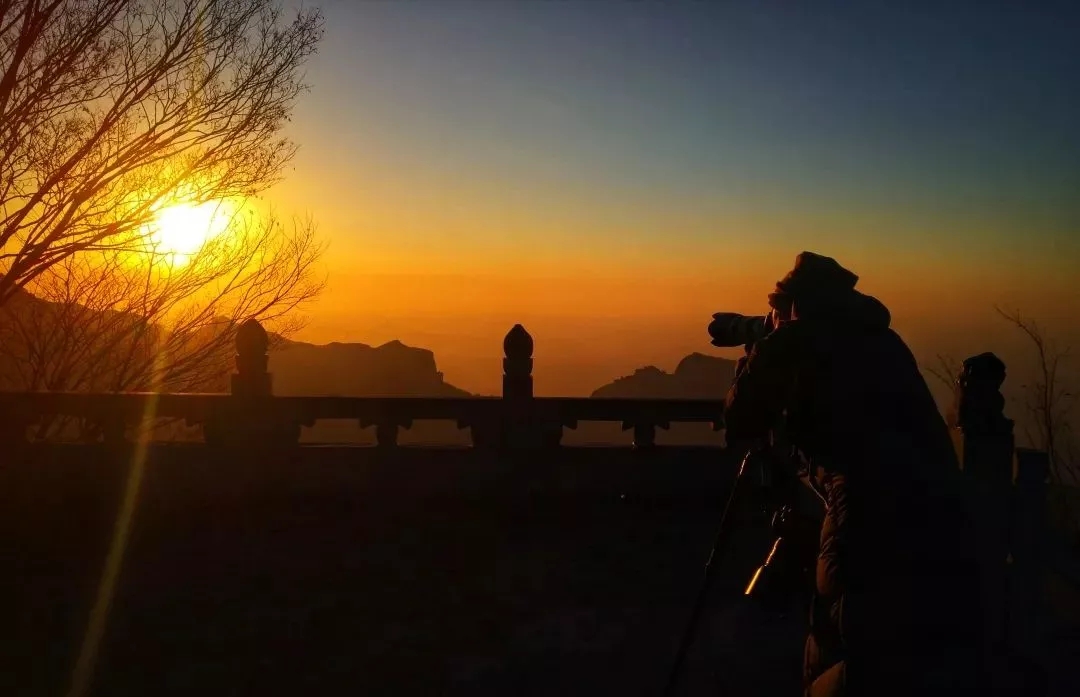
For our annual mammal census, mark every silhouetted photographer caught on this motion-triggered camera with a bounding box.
[713,252,986,696]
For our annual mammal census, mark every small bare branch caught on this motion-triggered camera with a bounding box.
[924,353,961,391]
[995,305,1079,536]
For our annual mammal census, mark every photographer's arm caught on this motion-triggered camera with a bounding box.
[723,328,798,452]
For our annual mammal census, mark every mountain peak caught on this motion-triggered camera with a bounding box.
[591,353,737,399]
[269,337,467,397]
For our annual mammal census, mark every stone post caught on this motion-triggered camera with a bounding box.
[0,398,30,451]
[953,352,1014,667]
[100,412,128,449]
[208,319,298,447]
[1009,447,1049,661]
[503,324,534,401]
[232,319,272,397]
[501,324,535,448]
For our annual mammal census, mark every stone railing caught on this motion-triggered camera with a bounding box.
[0,320,724,449]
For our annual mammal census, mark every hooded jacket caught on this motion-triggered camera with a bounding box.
[723,253,983,695]
[725,253,959,496]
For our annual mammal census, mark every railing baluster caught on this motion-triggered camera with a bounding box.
[0,400,30,449]
[375,421,398,448]
[632,422,656,449]
[99,413,127,447]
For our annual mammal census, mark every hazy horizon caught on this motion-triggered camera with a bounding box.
[260,0,1077,397]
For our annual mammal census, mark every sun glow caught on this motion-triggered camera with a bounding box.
[147,200,234,263]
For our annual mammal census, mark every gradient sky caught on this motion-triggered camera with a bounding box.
[269,0,1079,396]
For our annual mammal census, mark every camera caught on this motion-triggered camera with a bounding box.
[708,312,771,348]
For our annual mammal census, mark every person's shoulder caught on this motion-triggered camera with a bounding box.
[877,326,921,365]
[767,319,813,344]
[751,320,809,359]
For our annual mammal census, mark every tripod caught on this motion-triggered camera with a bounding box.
[659,442,817,696]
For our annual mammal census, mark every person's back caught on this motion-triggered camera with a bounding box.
[782,291,955,473]
[790,304,983,694]
[723,252,985,695]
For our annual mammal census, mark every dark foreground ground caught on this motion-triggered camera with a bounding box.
[1,445,1076,696]
[1,445,807,697]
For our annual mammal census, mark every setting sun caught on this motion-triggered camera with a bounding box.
[148,200,234,262]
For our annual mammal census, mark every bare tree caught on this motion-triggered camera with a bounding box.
[0,0,324,304]
[0,208,324,439]
[994,306,1080,547]
[994,306,1078,487]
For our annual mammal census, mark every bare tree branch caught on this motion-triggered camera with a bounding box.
[0,0,325,304]
[924,353,961,390]
[995,304,1079,541]
[923,353,962,428]
[0,209,325,440]
[994,305,1077,480]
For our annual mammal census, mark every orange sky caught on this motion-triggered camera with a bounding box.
[281,245,1078,399]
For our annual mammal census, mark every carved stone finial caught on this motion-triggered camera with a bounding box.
[237,318,269,359]
[503,324,534,360]
[954,352,1011,435]
[232,318,271,397]
[961,352,1006,389]
[503,323,534,403]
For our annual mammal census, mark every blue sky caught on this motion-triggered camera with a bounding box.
[291,0,1078,255]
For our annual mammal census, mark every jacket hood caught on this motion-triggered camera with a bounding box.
[793,289,892,330]
[839,290,892,330]
[770,251,891,330]
[775,252,859,298]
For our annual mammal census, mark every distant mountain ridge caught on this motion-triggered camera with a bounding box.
[559,352,733,446]
[269,337,469,397]
[0,286,467,399]
[266,336,471,445]
[589,352,736,400]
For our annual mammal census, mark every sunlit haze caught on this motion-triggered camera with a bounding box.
[270,1,1078,396]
